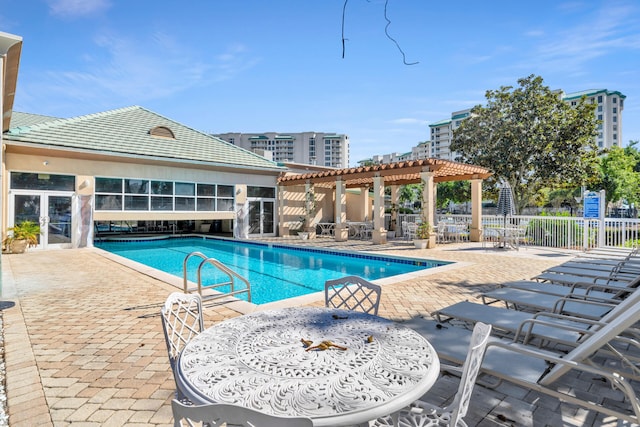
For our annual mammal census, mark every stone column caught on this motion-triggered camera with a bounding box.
[334,178,348,241]
[278,185,287,236]
[420,171,436,247]
[390,185,400,236]
[304,181,316,238]
[470,178,483,242]
[372,175,387,244]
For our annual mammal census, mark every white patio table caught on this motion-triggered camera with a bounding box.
[176,306,440,426]
[317,222,335,237]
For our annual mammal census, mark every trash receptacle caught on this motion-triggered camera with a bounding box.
[212,220,222,233]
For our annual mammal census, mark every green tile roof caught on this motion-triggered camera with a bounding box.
[10,111,60,127]
[5,106,284,171]
[451,112,470,120]
[429,118,451,127]
[562,89,627,101]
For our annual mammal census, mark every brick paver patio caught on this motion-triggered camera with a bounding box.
[0,239,635,426]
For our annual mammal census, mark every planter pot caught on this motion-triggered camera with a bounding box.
[413,239,428,249]
[414,235,436,249]
[8,239,29,254]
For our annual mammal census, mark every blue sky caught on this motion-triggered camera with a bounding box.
[2,0,640,165]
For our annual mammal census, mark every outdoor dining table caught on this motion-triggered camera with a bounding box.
[494,226,520,249]
[346,221,373,239]
[176,306,440,426]
[317,222,335,237]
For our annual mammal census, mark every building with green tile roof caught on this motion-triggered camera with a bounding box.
[3,106,287,248]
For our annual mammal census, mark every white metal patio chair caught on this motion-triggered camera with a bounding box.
[372,322,492,427]
[161,292,205,401]
[405,222,418,241]
[171,399,313,427]
[325,275,382,316]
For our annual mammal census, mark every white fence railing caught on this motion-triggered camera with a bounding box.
[391,213,640,250]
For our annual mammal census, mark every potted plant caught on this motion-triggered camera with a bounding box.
[413,221,435,249]
[3,220,40,254]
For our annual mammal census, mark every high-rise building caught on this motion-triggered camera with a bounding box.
[214,132,349,168]
[361,88,626,165]
[427,89,625,161]
[561,89,625,149]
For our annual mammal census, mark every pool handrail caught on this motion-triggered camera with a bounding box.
[183,251,252,303]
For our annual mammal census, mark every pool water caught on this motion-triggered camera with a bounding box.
[96,236,447,304]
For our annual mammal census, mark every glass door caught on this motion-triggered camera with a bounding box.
[10,192,73,249]
[247,199,276,237]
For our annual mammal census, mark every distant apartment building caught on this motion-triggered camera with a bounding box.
[427,89,625,161]
[361,88,626,165]
[214,132,349,168]
[358,141,430,166]
[428,109,471,161]
[561,89,625,149]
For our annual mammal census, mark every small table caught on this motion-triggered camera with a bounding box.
[317,222,335,237]
[491,227,519,249]
[177,307,440,426]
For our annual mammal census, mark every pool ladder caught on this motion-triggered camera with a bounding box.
[183,252,252,303]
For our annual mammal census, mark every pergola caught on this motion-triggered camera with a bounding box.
[277,159,493,244]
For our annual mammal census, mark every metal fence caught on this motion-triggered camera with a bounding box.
[391,213,640,250]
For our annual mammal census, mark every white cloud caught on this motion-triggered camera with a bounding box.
[48,0,111,18]
[389,118,428,125]
[20,31,260,111]
[526,2,640,73]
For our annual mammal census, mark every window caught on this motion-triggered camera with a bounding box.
[614,133,618,140]
[571,101,577,106]
[11,172,75,191]
[598,95,603,103]
[598,114,603,121]
[598,106,603,112]
[247,186,275,198]
[613,107,617,114]
[613,97,617,104]
[149,126,176,139]
[95,177,235,212]
[613,116,617,123]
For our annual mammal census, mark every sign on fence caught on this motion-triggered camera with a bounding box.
[584,192,602,219]
[583,190,606,249]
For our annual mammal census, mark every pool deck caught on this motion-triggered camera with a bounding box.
[0,237,636,426]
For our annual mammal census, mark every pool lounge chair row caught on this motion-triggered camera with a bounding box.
[422,250,640,422]
[407,305,640,424]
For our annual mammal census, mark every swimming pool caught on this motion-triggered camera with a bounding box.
[96,236,449,304]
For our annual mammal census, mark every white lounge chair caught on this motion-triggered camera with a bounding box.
[480,286,631,318]
[433,287,640,359]
[406,305,640,424]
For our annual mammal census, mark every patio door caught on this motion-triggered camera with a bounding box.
[9,191,73,250]
[247,199,275,237]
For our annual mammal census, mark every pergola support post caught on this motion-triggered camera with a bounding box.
[334,178,348,242]
[470,178,483,242]
[420,171,436,248]
[278,185,287,236]
[390,185,400,236]
[304,181,316,239]
[372,175,387,244]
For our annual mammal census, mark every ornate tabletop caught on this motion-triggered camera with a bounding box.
[177,306,440,426]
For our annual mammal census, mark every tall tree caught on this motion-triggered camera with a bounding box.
[596,144,640,207]
[451,75,599,213]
